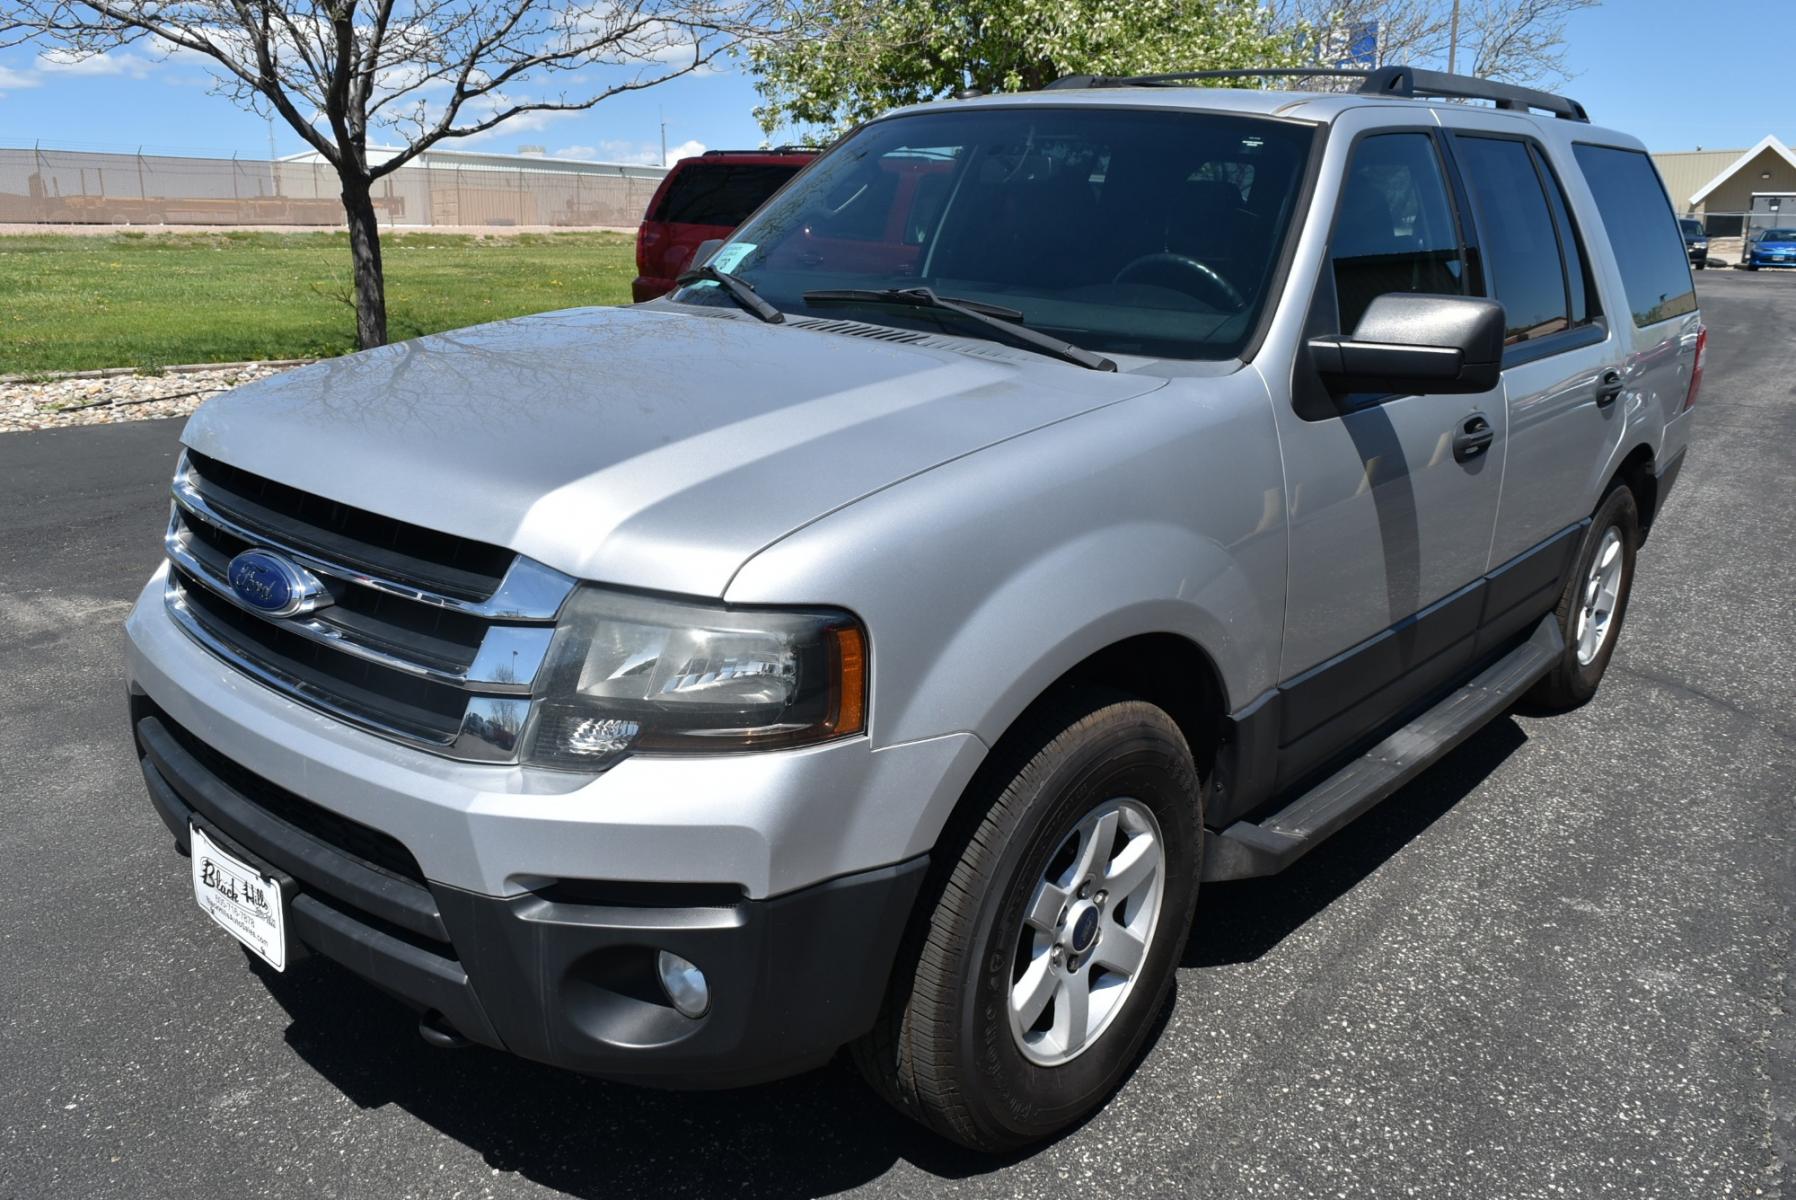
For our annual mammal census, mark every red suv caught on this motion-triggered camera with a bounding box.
[632,148,817,302]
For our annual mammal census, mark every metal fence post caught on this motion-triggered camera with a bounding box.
[34,140,48,222]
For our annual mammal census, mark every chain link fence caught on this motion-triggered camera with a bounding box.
[0,146,667,228]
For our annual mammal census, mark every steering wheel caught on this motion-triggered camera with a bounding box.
[1111,253,1246,312]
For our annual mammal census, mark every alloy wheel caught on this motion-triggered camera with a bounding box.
[1007,797,1165,1067]
[1574,525,1625,666]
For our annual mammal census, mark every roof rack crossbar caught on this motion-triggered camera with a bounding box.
[1044,64,1589,123]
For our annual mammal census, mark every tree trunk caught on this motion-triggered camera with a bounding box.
[340,173,388,349]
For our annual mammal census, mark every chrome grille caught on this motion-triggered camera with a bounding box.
[163,453,575,761]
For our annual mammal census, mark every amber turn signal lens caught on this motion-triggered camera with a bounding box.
[832,624,868,735]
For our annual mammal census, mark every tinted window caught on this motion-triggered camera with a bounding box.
[1453,136,1569,344]
[1330,133,1465,333]
[655,164,801,226]
[1679,219,1705,237]
[1535,146,1597,326]
[1572,144,1697,327]
[1760,228,1796,241]
[681,108,1316,361]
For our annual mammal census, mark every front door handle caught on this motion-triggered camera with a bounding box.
[1595,368,1625,408]
[1453,413,1494,463]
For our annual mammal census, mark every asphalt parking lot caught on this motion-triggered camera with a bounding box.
[2,272,1791,1200]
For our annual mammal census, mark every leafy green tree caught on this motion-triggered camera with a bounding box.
[750,0,1315,137]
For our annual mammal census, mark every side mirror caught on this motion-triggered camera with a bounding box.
[690,238,725,269]
[1308,293,1505,396]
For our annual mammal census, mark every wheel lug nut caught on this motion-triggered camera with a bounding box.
[1077,880,1091,899]
[1094,891,1106,908]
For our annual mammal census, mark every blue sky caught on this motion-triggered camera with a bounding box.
[0,0,1781,164]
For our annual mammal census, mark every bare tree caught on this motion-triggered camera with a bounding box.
[1271,0,1596,87]
[1458,0,1597,84]
[1,0,773,348]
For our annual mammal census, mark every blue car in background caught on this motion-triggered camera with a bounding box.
[1744,227,1796,270]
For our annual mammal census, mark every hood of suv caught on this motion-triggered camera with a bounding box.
[182,305,1165,596]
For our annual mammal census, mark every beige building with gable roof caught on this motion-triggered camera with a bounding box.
[1652,135,1796,238]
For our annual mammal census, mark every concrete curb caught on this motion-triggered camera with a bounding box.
[0,358,316,384]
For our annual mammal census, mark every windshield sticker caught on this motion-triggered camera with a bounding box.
[711,242,755,272]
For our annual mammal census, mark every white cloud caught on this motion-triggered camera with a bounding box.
[553,137,706,166]
[0,65,39,89]
[38,48,161,78]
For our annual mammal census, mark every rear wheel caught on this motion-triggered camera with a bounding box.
[1526,484,1639,710]
[854,693,1202,1151]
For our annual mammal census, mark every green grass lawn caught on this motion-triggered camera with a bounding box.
[0,230,637,374]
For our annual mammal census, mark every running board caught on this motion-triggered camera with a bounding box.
[1202,614,1564,882]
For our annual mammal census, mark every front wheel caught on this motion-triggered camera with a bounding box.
[1526,484,1639,710]
[855,693,1202,1151]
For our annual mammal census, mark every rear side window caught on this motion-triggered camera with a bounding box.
[1452,135,1598,345]
[1329,132,1467,333]
[1572,144,1698,327]
[654,164,800,226]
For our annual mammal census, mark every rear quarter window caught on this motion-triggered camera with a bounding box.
[1571,144,1697,327]
[655,164,801,226]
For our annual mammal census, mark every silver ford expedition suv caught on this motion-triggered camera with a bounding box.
[125,66,1704,1150]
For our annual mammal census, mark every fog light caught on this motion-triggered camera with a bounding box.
[656,950,710,1018]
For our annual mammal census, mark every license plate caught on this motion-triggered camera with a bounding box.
[1776,254,1789,262]
[190,824,286,971]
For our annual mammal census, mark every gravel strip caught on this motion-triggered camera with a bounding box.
[0,363,298,433]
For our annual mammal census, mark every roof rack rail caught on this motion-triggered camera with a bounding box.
[1043,64,1589,123]
[701,145,816,156]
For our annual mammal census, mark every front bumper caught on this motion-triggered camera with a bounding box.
[134,693,928,1085]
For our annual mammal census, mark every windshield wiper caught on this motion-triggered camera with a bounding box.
[801,287,1117,372]
[678,264,785,324]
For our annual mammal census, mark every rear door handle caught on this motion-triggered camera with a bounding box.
[1453,413,1494,463]
[1595,368,1625,408]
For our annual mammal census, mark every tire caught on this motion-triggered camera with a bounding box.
[1526,484,1639,710]
[853,691,1203,1151]
[1695,260,1706,270]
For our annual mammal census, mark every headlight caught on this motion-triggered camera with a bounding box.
[521,588,867,771]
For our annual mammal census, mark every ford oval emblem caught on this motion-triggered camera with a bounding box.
[226,549,326,618]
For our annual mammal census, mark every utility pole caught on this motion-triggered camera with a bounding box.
[1447,0,1462,74]
[266,112,280,197]
[659,107,668,168]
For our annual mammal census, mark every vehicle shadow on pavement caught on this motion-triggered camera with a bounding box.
[1184,716,1530,968]
[251,716,1527,1196]
[255,947,1008,1196]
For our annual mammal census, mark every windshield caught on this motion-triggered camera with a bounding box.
[671,107,1316,361]
[1758,228,1796,242]
[1679,219,1705,237]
